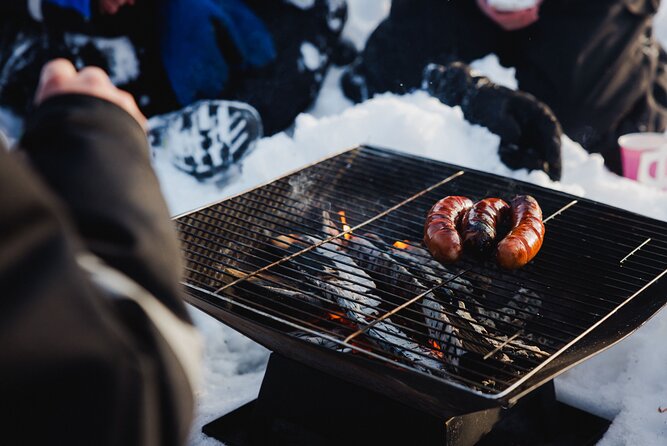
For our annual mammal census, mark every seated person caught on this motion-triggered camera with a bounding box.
[0,58,200,445]
[0,0,353,181]
[342,0,667,181]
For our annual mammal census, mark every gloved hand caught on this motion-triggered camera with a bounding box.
[423,62,562,181]
[159,0,276,106]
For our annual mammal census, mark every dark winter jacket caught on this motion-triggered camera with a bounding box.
[0,94,199,446]
[352,0,667,174]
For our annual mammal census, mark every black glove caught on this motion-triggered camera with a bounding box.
[423,62,562,181]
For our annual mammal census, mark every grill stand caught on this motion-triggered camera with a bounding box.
[203,354,611,446]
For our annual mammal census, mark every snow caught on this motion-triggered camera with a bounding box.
[285,0,316,10]
[470,54,518,90]
[179,3,667,445]
[339,0,390,51]
[487,0,540,12]
[299,41,325,71]
[65,34,139,85]
[325,0,346,32]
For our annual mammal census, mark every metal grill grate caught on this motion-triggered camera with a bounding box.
[176,146,667,413]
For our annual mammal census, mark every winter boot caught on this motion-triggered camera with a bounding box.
[148,100,263,182]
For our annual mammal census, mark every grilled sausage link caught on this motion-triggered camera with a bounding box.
[496,195,545,270]
[462,198,510,255]
[424,196,473,263]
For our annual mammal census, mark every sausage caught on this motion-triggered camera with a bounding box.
[424,196,473,263]
[461,198,510,255]
[496,195,545,270]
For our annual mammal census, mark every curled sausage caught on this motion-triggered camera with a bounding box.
[496,195,545,270]
[462,198,510,255]
[424,196,473,263]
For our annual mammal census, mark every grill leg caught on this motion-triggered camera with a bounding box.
[475,381,610,446]
[204,353,455,445]
[202,354,611,446]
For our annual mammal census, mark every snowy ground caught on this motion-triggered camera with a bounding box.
[171,2,667,446]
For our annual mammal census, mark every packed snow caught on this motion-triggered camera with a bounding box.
[487,0,540,12]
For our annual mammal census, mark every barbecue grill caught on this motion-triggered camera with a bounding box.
[176,145,667,445]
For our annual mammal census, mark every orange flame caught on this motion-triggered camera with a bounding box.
[428,339,445,359]
[338,210,352,240]
[393,240,409,250]
[327,312,358,330]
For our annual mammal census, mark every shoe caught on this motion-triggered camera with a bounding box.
[148,100,263,182]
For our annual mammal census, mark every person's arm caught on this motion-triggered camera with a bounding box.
[20,60,189,318]
[0,140,129,444]
[0,59,199,445]
[423,62,563,181]
[0,134,196,446]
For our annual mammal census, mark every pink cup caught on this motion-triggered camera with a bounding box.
[619,132,667,189]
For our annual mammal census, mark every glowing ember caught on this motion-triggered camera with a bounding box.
[326,312,359,331]
[428,339,445,359]
[393,240,410,250]
[338,210,352,240]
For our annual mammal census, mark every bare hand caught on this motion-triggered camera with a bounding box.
[99,0,135,15]
[35,59,146,129]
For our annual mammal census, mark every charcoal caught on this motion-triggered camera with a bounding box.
[344,234,464,365]
[294,233,448,373]
[365,234,553,362]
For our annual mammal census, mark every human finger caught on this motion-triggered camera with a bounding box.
[116,89,147,129]
[77,66,114,88]
[35,59,78,104]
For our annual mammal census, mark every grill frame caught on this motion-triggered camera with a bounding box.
[176,145,667,416]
